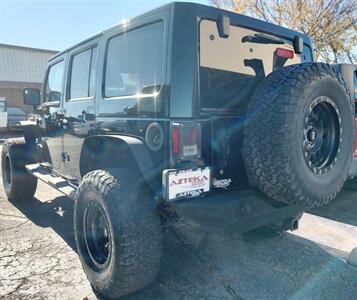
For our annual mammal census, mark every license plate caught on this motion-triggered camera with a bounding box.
[162,167,211,201]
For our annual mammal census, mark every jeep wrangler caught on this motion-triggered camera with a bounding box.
[1,2,357,298]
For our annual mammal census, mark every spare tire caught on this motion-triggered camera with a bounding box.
[243,63,354,208]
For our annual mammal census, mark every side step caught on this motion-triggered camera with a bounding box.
[25,163,77,199]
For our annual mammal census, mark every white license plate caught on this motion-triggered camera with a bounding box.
[163,167,211,201]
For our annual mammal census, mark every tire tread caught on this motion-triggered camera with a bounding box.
[242,63,354,208]
[75,169,162,298]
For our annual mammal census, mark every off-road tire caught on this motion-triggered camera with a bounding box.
[243,63,354,208]
[1,138,38,202]
[74,169,162,299]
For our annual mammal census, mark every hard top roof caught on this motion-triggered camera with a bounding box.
[50,1,311,61]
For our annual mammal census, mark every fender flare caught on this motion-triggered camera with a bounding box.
[80,135,159,193]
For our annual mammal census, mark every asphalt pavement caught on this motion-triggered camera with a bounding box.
[1,143,357,299]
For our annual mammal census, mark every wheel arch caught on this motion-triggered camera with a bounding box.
[80,135,158,192]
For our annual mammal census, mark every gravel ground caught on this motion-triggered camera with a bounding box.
[1,143,357,299]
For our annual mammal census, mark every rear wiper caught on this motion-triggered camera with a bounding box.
[242,33,285,45]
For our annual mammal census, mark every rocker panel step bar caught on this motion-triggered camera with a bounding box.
[25,163,77,199]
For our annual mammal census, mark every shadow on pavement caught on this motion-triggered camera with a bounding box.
[121,223,357,300]
[7,191,357,299]
[309,188,357,227]
[10,195,76,251]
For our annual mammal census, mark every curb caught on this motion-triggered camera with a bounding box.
[347,247,357,268]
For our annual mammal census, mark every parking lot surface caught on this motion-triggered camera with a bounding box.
[1,144,357,300]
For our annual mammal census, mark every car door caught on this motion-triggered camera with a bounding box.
[41,58,67,170]
[60,44,98,179]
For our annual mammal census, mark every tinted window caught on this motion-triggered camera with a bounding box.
[45,61,64,102]
[105,22,164,98]
[69,47,97,99]
[89,47,97,97]
[199,20,301,111]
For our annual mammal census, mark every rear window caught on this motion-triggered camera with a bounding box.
[199,20,302,111]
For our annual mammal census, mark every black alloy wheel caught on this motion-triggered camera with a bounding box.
[83,202,112,270]
[303,96,341,175]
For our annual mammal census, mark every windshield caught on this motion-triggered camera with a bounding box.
[7,107,26,116]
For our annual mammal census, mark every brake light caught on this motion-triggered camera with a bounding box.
[171,127,180,155]
[275,48,294,59]
[182,125,200,156]
[171,122,201,162]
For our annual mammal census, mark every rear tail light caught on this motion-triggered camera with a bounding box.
[171,122,201,163]
[171,126,180,156]
[275,47,294,59]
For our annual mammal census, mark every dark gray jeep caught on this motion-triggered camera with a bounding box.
[2,2,357,298]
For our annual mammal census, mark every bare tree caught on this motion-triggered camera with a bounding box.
[211,0,357,63]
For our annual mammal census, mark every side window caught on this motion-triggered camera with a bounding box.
[104,21,164,98]
[45,61,64,102]
[89,47,97,97]
[69,47,97,100]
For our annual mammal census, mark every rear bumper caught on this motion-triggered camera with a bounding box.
[172,188,303,235]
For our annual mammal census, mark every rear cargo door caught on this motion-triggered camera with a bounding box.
[199,19,302,190]
[201,115,247,190]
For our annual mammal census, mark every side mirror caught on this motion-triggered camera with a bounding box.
[49,91,61,102]
[23,88,41,106]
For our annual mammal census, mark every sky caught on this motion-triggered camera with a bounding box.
[0,0,208,51]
